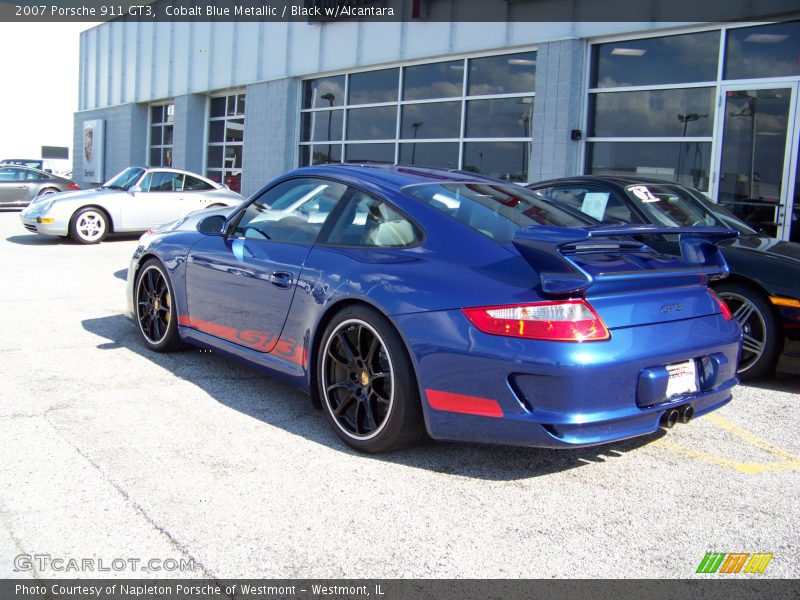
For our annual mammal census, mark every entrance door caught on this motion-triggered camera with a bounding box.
[713,83,799,240]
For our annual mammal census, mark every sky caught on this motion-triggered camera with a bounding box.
[0,22,98,171]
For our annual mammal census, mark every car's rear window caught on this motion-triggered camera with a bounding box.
[404,182,591,243]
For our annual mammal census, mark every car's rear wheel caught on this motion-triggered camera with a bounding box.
[714,282,781,380]
[37,187,59,197]
[318,305,424,453]
[70,207,108,244]
[134,259,185,352]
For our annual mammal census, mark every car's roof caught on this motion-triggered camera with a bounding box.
[290,163,515,191]
[528,175,691,189]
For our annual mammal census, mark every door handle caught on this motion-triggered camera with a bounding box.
[18,185,28,188]
[269,272,292,288]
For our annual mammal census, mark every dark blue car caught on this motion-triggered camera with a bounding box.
[126,165,742,453]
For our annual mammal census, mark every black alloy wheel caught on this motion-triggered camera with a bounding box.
[319,306,424,453]
[134,259,185,352]
[714,282,781,380]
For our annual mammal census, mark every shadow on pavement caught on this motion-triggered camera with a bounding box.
[6,233,142,245]
[82,312,667,482]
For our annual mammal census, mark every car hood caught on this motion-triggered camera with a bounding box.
[721,234,800,265]
[29,187,119,206]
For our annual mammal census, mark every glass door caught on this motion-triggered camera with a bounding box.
[713,83,799,239]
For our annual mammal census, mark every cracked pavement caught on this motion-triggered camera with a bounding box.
[0,211,798,579]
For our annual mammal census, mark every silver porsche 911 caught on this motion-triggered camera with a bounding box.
[20,166,244,244]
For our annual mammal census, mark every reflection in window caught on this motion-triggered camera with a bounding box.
[398,142,459,169]
[591,31,719,88]
[300,144,342,166]
[345,143,395,163]
[301,110,343,142]
[298,51,536,180]
[207,92,245,192]
[468,51,536,96]
[463,142,531,182]
[303,75,345,109]
[149,103,173,167]
[403,61,464,100]
[725,21,800,80]
[349,68,398,105]
[587,141,712,190]
[589,88,715,137]
[466,98,532,138]
[400,102,461,139]
[346,106,397,140]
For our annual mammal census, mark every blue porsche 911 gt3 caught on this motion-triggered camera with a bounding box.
[126,165,742,453]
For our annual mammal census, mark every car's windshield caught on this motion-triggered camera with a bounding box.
[624,184,756,234]
[103,167,145,190]
[404,182,592,244]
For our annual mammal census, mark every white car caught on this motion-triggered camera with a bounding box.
[20,167,244,244]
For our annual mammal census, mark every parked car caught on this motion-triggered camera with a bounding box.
[527,176,800,379]
[0,158,58,173]
[0,165,80,209]
[126,164,741,453]
[20,166,244,244]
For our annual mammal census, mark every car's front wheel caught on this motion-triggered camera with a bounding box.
[134,259,185,352]
[70,207,108,244]
[714,282,781,380]
[318,305,424,453]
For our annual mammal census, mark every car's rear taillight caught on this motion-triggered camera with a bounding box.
[708,289,733,320]
[462,299,610,342]
[68,183,80,190]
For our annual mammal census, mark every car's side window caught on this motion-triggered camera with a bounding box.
[146,172,185,192]
[184,175,214,191]
[233,177,347,244]
[547,185,640,224]
[324,190,421,248]
[0,168,16,181]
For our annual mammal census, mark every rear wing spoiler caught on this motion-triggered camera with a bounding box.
[512,225,739,295]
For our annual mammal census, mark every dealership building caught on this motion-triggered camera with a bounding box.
[74,2,800,241]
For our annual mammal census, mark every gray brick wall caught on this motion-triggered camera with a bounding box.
[529,39,587,182]
[172,94,207,174]
[241,78,299,197]
[72,104,148,189]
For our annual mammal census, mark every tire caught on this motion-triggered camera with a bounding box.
[134,259,186,352]
[318,305,425,453]
[37,187,59,197]
[714,282,782,380]
[70,207,108,244]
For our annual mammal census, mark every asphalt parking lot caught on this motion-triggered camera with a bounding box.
[0,210,798,580]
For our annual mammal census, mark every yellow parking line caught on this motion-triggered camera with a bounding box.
[653,414,800,473]
[704,413,796,461]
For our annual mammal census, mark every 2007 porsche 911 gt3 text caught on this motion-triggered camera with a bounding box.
[126,165,742,453]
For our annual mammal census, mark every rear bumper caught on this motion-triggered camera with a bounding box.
[394,310,742,448]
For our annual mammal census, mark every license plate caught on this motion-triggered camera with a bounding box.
[666,359,698,398]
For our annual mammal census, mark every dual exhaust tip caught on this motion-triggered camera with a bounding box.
[660,405,694,429]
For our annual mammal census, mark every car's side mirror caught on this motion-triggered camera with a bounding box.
[197,214,227,235]
[128,186,142,195]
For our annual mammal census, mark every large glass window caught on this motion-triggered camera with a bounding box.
[725,21,800,80]
[587,141,712,191]
[149,103,173,167]
[587,31,721,190]
[589,88,714,138]
[591,31,719,88]
[207,92,245,193]
[299,51,536,181]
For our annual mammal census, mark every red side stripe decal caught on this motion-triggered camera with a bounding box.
[426,389,504,418]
